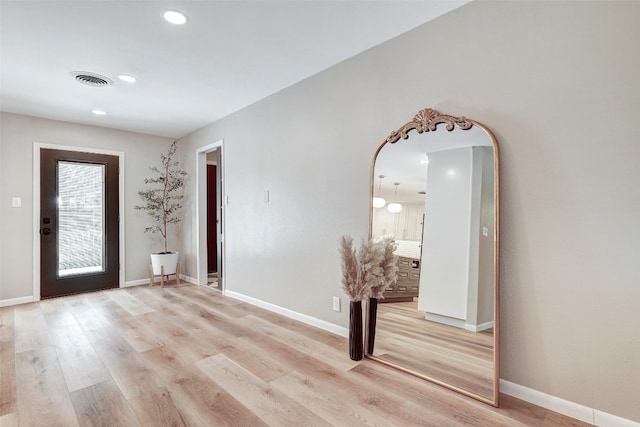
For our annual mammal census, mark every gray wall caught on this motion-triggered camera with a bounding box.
[0,112,173,300]
[179,1,640,422]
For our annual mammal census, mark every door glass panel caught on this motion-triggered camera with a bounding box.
[57,161,105,277]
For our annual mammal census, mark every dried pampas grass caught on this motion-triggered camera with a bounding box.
[339,235,397,301]
[356,239,384,300]
[370,238,398,299]
[339,235,361,301]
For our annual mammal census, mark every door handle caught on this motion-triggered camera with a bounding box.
[41,228,52,235]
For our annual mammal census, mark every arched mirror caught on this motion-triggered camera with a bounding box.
[365,108,500,406]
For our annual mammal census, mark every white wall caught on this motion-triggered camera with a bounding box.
[0,112,173,301]
[418,147,473,320]
[178,1,640,422]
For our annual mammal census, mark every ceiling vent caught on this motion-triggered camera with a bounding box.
[70,71,113,87]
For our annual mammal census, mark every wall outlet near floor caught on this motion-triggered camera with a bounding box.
[332,296,341,312]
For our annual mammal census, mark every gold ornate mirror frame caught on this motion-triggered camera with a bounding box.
[365,108,500,406]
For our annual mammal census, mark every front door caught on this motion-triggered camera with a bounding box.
[40,149,119,299]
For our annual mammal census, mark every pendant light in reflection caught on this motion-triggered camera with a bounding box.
[372,174,386,208]
[387,182,403,213]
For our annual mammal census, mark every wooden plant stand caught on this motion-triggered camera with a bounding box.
[149,263,180,288]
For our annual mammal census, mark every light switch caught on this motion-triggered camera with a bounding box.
[264,190,270,203]
[12,197,21,208]
[482,226,489,237]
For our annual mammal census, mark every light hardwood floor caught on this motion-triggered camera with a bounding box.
[374,300,494,400]
[0,284,590,426]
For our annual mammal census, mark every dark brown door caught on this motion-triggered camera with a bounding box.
[40,149,119,299]
[207,164,218,273]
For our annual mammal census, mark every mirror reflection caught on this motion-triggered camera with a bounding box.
[367,109,499,405]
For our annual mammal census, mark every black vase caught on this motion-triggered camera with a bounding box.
[349,300,363,361]
[366,297,378,354]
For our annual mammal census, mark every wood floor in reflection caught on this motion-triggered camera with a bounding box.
[374,300,494,399]
[0,285,591,426]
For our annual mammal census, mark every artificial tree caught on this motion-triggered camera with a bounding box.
[135,140,187,275]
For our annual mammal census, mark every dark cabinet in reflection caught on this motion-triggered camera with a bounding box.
[383,256,419,302]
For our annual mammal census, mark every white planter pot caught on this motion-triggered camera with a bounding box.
[150,252,179,275]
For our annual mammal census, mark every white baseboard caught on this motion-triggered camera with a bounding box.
[500,380,640,427]
[123,279,149,287]
[465,320,494,332]
[180,274,198,284]
[0,295,35,307]
[424,313,494,333]
[224,290,349,338]
[594,410,640,427]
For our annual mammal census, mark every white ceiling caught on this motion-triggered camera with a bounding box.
[0,1,470,139]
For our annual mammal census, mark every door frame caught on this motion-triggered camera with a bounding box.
[32,143,125,301]
[196,140,225,290]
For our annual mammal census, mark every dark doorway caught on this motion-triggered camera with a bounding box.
[40,149,119,298]
[207,164,218,274]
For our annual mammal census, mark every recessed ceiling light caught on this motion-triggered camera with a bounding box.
[118,74,137,83]
[92,109,107,116]
[163,10,188,25]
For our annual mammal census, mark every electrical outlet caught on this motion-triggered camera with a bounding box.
[332,296,341,312]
